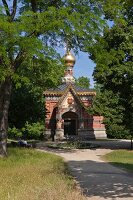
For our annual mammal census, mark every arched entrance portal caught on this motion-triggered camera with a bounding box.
[62,112,78,135]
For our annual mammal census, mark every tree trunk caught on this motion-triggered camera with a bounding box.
[0,77,12,157]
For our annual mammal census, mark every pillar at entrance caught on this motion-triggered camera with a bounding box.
[55,129,64,140]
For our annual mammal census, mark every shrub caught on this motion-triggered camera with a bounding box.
[23,121,44,140]
[8,122,44,140]
[8,127,22,139]
[107,125,131,139]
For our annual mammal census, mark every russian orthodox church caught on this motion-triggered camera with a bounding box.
[43,51,106,139]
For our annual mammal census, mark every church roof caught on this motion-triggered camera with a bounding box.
[56,84,85,107]
[43,83,96,96]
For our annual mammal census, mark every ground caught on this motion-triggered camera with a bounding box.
[37,140,133,200]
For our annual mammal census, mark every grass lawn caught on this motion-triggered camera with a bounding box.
[0,148,85,200]
[103,150,133,173]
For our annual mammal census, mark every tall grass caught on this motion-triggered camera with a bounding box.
[0,148,86,200]
[104,150,133,173]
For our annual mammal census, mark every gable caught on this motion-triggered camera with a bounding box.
[60,91,80,109]
[57,84,85,110]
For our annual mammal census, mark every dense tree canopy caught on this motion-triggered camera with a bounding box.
[9,57,64,129]
[89,0,133,138]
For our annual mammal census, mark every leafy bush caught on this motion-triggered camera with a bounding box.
[8,122,44,140]
[22,122,44,139]
[107,125,131,139]
[8,127,22,139]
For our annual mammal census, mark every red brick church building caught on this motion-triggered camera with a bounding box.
[43,51,106,139]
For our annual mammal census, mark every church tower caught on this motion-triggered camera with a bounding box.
[62,51,75,83]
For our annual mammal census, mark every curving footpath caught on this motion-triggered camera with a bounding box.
[38,140,133,200]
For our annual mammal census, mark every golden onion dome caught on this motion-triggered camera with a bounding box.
[63,51,76,67]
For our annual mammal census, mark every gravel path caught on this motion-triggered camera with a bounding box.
[37,140,133,200]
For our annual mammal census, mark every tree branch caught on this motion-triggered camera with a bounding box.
[11,0,17,21]
[2,0,10,16]
[31,0,37,12]
[13,50,26,70]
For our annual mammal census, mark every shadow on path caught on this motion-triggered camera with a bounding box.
[68,159,133,199]
[37,140,133,199]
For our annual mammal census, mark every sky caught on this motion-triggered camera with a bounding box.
[74,52,95,88]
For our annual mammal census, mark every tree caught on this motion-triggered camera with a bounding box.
[90,88,129,138]
[9,57,64,128]
[75,76,90,89]
[0,0,106,156]
[9,86,44,129]
[89,0,133,139]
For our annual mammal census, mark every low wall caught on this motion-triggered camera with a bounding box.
[78,128,107,139]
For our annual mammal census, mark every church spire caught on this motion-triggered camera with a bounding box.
[62,51,76,84]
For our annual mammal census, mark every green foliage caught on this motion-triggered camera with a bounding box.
[9,85,44,128]
[23,121,44,140]
[104,150,133,173]
[75,76,90,89]
[0,0,106,85]
[91,90,124,124]
[90,89,128,138]
[89,0,133,139]
[107,125,131,139]
[8,127,22,139]
[8,122,44,140]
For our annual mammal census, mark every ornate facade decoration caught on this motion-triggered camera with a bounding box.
[43,51,107,139]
